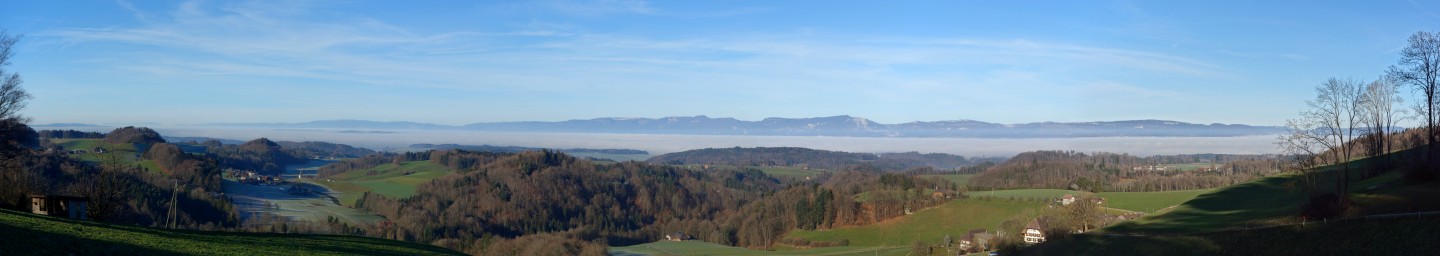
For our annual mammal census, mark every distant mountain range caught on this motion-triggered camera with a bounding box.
[196,116,1285,138]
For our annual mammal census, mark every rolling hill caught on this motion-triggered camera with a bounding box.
[309,160,456,207]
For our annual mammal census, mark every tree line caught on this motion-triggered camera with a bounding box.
[647,147,991,171]
[37,129,104,139]
[969,150,1285,192]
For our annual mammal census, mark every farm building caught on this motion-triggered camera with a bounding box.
[1060,194,1075,205]
[664,232,688,242]
[1023,218,1049,244]
[958,228,994,251]
[29,194,88,220]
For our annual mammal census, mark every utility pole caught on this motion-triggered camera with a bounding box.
[168,179,179,229]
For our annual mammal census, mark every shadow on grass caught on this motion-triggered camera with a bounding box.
[1033,216,1440,255]
[1104,175,1306,234]
[0,219,182,256]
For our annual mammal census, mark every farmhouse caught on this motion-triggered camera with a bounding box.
[958,228,994,252]
[1023,218,1049,244]
[29,194,88,220]
[1060,194,1075,205]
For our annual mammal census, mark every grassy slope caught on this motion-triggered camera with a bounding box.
[758,166,826,179]
[53,139,140,163]
[918,174,973,188]
[1027,147,1440,255]
[0,209,461,256]
[1095,189,1212,213]
[786,199,1041,246]
[313,161,454,207]
[1100,174,1307,234]
[969,189,1091,200]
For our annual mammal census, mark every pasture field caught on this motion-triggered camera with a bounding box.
[1095,189,1211,213]
[307,180,371,207]
[969,189,1091,200]
[52,139,142,163]
[0,208,460,255]
[759,166,826,179]
[918,174,973,188]
[309,161,455,207]
[223,179,384,224]
[136,160,164,174]
[786,199,1042,246]
[1159,163,1216,171]
[1100,174,1307,234]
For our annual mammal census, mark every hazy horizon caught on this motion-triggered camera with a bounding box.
[43,125,1280,157]
[10,1,1440,126]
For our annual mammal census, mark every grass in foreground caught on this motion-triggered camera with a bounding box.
[0,209,461,256]
[609,240,911,256]
[786,199,1041,246]
[1024,215,1440,256]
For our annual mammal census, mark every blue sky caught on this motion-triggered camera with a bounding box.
[4,0,1439,126]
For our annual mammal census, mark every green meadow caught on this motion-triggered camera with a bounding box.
[310,161,455,207]
[786,199,1042,246]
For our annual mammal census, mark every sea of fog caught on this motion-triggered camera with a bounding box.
[53,126,1282,157]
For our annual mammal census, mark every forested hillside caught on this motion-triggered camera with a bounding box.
[103,126,165,145]
[341,149,955,254]
[647,147,990,171]
[969,150,1283,191]
[275,141,375,159]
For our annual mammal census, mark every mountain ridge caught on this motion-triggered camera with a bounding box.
[195,115,1284,138]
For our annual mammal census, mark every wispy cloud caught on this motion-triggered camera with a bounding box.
[30,0,1236,124]
[546,0,654,16]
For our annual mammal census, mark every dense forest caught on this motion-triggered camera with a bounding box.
[412,143,648,155]
[969,150,1284,191]
[647,147,993,171]
[330,149,954,254]
[37,129,104,139]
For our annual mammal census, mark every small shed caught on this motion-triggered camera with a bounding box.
[29,194,88,220]
[665,232,687,242]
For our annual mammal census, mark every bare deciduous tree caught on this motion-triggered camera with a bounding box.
[0,30,29,122]
[1388,31,1440,171]
[1359,77,1405,176]
[1281,78,1365,195]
